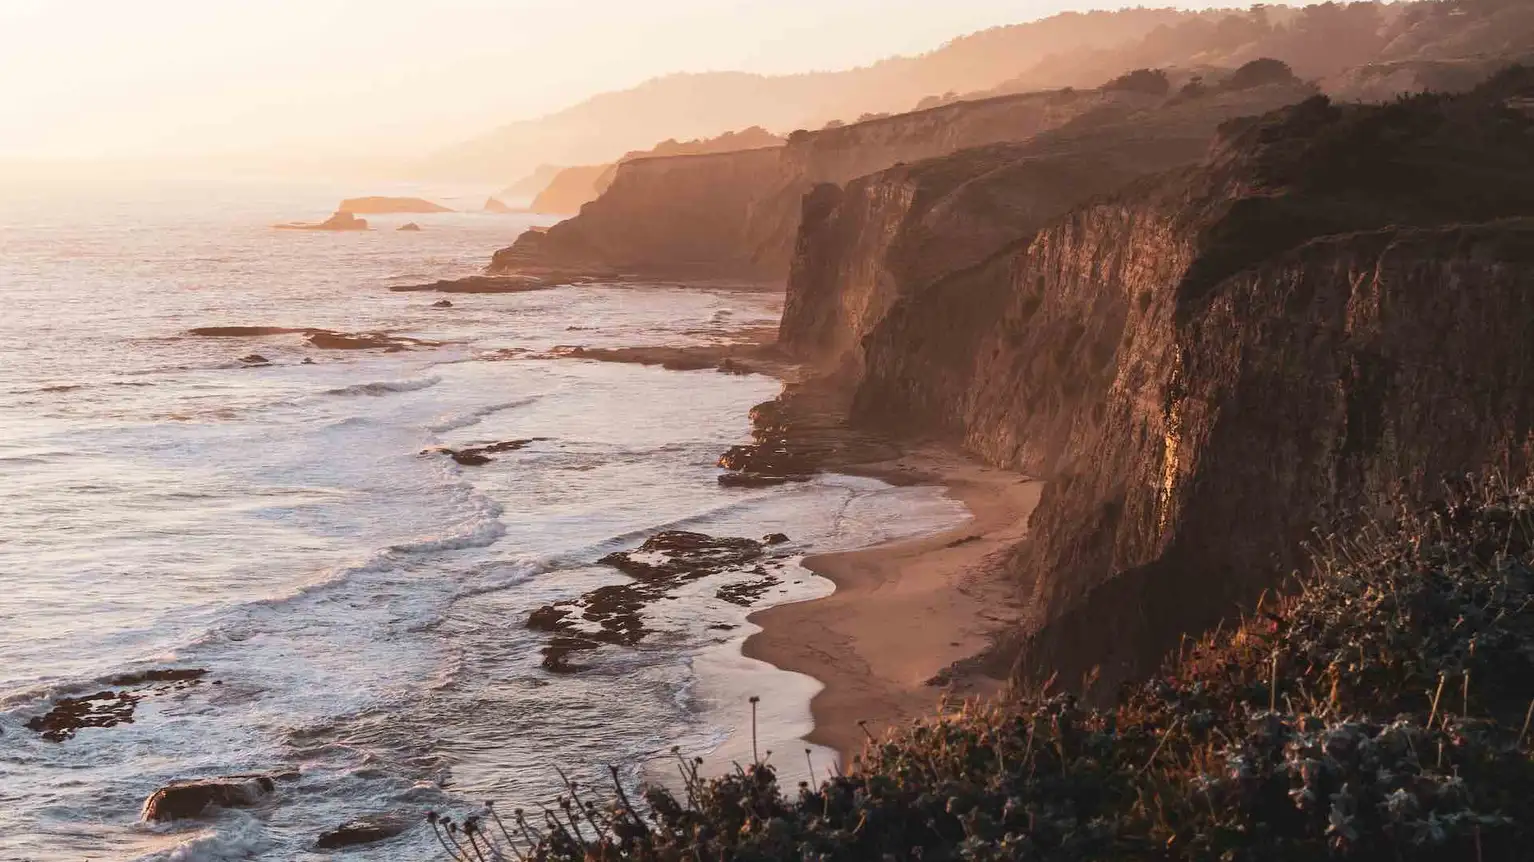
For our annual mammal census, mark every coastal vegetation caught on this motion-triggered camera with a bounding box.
[430,476,1534,860]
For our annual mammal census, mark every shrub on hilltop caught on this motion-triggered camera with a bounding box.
[1103,68,1172,96]
[433,475,1534,860]
[1219,58,1299,92]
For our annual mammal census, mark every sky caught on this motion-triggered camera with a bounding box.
[0,0,1270,166]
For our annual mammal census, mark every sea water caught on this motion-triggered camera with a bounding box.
[0,177,966,860]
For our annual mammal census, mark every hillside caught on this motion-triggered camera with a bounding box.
[419,7,1209,180]
[487,74,1315,282]
[422,1,1534,183]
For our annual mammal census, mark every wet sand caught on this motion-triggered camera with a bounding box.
[742,446,1042,764]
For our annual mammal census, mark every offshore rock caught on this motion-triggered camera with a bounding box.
[315,814,411,849]
[274,211,369,231]
[141,775,276,822]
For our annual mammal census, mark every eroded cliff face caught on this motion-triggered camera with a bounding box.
[1011,221,1534,694]
[797,71,1534,694]
[489,88,1162,280]
[779,81,1317,376]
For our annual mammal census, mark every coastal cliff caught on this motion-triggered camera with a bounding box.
[779,76,1317,373]
[785,70,1534,695]
[489,88,1166,280]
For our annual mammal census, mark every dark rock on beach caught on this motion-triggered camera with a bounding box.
[237,353,270,365]
[397,222,422,232]
[315,814,411,849]
[716,443,816,486]
[716,575,782,606]
[431,299,453,308]
[141,775,276,822]
[530,531,784,672]
[599,531,765,580]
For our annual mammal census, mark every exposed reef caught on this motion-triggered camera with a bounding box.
[187,326,440,351]
[527,531,787,673]
[422,438,545,466]
[25,668,209,742]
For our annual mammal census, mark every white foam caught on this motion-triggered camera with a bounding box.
[426,396,539,433]
[135,812,271,862]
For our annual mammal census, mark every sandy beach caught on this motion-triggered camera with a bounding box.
[742,445,1043,763]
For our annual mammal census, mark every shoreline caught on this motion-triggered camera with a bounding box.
[741,446,1042,764]
[561,323,1041,769]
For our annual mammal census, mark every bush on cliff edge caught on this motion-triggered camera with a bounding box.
[434,476,1534,860]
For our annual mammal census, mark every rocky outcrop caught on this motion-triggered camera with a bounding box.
[25,668,209,742]
[187,327,440,351]
[529,531,787,672]
[786,69,1534,695]
[483,197,515,214]
[141,775,276,821]
[398,222,423,231]
[337,196,452,214]
[316,815,411,849]
[490,87,1168,281]
[274,211,369,231]
[498,147,786,278]
[422,438,544,466]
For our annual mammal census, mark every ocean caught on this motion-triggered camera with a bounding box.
[0,177,966,860]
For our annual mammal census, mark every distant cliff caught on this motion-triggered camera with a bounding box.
[529,165,613,215]
[526,127,786,216]
[783,68,1534,694]
[491,88,1163,280]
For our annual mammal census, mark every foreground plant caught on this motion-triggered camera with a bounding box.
[434,475,1534,860]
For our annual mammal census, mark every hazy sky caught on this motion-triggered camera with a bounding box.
[0,0,1269,163]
